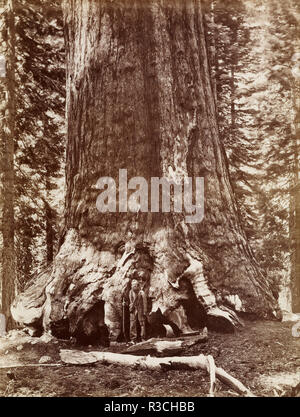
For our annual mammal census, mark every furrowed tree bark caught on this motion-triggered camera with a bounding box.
[0,0,16,330]
[12,0,277,342]
[291,74,300,313]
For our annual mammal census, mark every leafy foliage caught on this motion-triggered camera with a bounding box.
[4,0,65,289]
[204,0,299,298]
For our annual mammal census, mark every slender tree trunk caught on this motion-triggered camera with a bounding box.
[45,201,54,265]
[45,172,55,266]
[12,0,277,342]
[0,0,16,330]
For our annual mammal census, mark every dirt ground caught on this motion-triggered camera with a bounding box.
[0,320,299,397]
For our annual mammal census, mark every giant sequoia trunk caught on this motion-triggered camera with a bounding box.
[12,0,278,343]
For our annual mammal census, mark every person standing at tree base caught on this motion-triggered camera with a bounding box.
[129,279,147,343]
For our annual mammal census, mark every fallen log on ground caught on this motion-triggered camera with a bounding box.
[206,354,216,397]
[0,364,64,369]
[122,330,208,356]
[59,349,254,397]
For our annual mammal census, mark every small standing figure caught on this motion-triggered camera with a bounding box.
[129,279,147,343]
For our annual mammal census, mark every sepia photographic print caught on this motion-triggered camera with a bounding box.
[0,0,299,403]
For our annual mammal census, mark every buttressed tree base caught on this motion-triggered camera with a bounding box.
[12,0,278,344]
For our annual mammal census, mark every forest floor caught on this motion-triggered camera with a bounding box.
[0,319,299,397]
